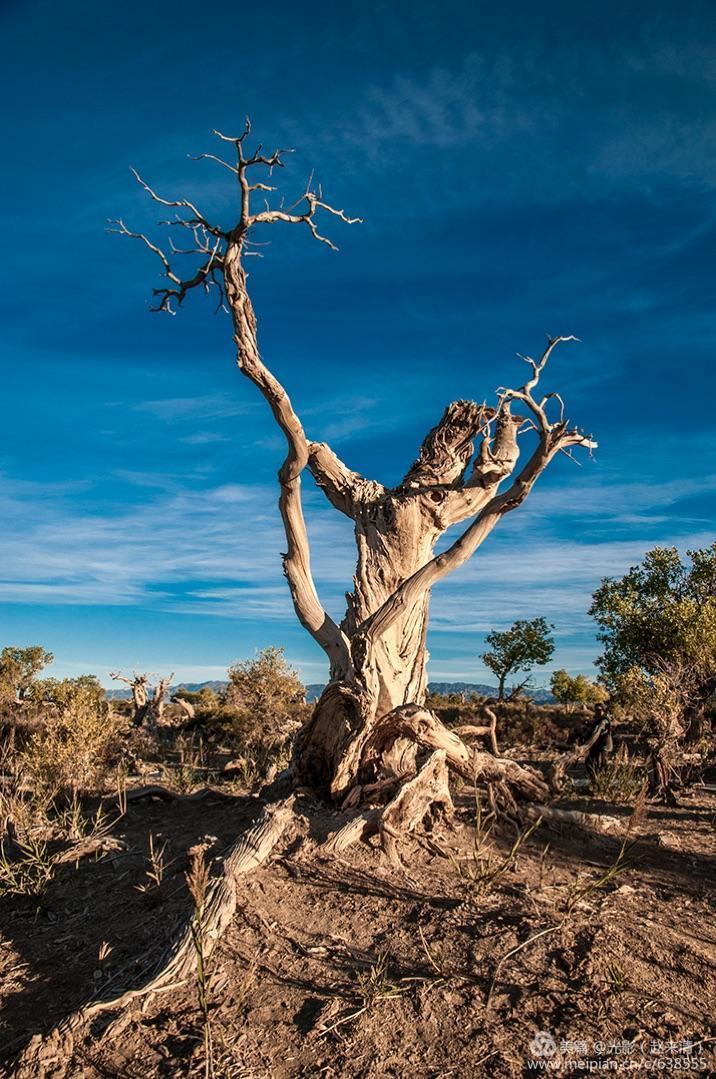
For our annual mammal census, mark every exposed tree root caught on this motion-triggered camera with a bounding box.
[322,808,382,854]
[454,705,499,755]
[122,784,218,804]
[323,706,546,859]
[13,797,295,1078]
[526,804,626,836]
[369,705,548,802]
[323,751,454,870]
[379,751,453,871]
[549,713,611,793]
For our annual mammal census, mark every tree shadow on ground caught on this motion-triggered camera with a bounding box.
[0,788,261,1064]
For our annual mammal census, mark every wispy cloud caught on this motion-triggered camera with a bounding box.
[132,394,253,422]
[0,472,354,618]
[2,462,709,644]
[351,52,542,151]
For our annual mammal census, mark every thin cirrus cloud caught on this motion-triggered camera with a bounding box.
[1,461,709,631]
[132,394,255,422]
[301,33,716,204]
[0,472,354,612]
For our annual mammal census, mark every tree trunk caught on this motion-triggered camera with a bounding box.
[294,503,437,801]
[497,672,506,700]
[223,243,571,810]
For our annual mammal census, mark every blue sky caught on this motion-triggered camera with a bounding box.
[1,0,714,689]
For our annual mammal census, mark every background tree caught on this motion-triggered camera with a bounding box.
[20,675,119,799]
[114,121,595,817]
[550,669,609,712]
[590,543,716,798]
[147,672,175,729]
[482,618,555,699]
[222,647,307,773]
[0,645,54,704]
[28,673,106,712]
[590,544,716,735]
[109,672,151,726]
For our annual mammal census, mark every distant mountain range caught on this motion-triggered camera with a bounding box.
[107,679,553,704]
[427,682,554,704]
[106,679,227,700]
[305,682,554,702]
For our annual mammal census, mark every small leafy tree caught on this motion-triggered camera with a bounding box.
[590,544,716,734]
[221,648,307,774]
[482,618,555,699]
[590,543,716,797]
[225,647,305,715]
[0,645,54,704]
[550,669,608,711]
[27,674,106,711]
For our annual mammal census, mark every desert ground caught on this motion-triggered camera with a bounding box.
[2,708,714,1078]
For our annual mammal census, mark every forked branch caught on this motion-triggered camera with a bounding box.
[111,119,360,313]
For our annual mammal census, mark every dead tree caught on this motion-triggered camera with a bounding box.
[111,120,595,818]
[110,671,174,728]
[147,671,175,728]
[174,696,196,721]
[110,672,150,726]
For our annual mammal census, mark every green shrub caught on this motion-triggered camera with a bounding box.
[20,676,124,798]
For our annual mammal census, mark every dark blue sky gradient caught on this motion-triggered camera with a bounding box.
[1,0,714,686]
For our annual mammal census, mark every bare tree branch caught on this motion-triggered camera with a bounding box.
[308,442,385,517]
[129,167,223,237]
[251,189,362,251]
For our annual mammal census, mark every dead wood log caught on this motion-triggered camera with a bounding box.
[526,804,625,836]
[53,835,128,865]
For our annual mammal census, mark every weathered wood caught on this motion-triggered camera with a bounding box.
[454,707,499,756]
[323,809,382,854]
[526,804,626,837]
[380,751,453,871]
[367,705,549,803]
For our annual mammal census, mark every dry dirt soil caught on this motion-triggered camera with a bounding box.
[1,756,715,1078]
